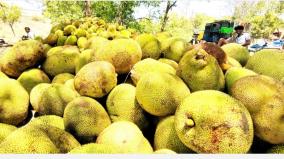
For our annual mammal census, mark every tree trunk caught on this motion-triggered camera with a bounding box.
[160,0,177,32]
[84,0,91,17]
[116,1,124,25]
[9,23,15,36]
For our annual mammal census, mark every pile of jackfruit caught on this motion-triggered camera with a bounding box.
[0,17,284,154]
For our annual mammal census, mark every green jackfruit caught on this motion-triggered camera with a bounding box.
[245,49,284,81]
[135,33,161,59]
[178,48,225,92]
[64,96,111,143]
[136,72,190,116]
[0,123,17,143]
[17,68,50,93]
[52,73,74,84]
[230,75,284,144]
[175,90,254,153]
[221,43,249,66]
[0,40,44,77]
[0,78,29,125]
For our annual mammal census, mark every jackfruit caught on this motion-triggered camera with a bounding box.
[64,35,77,45]
[221,43,249,66]
[43,45,80,76]
[225,67,257,92]
[178,48,225,92]
[230,75,284,144]
[69,143,124,154]
[75,49,92,73]
[245,49,284,81]
[96,121,153,153]
[162,37,190,62]
[175,90,254,153]
[136,72,190,116]
[135,33,161,59]
[0,78,29,125]
[0,40,44,77]
[74,61,117,98]
[106,84,149,130]
[158,58,178,70]
[0,123,17,143]
[30,83,51,112]
[0,124,80,153]
[36,83,78,116]
[17,68,50,93]
[64,96,111,143]
[154,116,192,153]
[130,58,176,85]
[63,25,76,36]
[52,73,74,84]
[28,115,64,130]
[92,38,142,74]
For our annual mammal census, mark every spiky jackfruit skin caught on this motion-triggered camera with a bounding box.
[0,125,80,153]
[69,143,125,154]
[245,49,284,81]
[268,145,284,153]
[154,116,193,153]
[221,43,249,66]
[178,48,225,92]
[225,67,257,92]
[230,75,284,144]
[136,72,190,116]
[64,97,111,143]
[43,33,58,46]
[52,73,74,84]
[162,37,190,62]
[135,33,161,59]
[92,39,142,74]
[0,123,17,143]
[0,78,29,125]
[75,49,92,73]
[63,25,77,36]
[158,58,178,70]
[64,35,78,45]
[175,90,254,153]
[77,37,88,49]
[30,83,51,112]
[43,46,80,77]
[0,40,44,78]
[96,121,153,153]
[228,56,242,67]
[130,58,176,85]
[74,28,87,38]
[43,44,52,57]
[36,84,78,116]
[74,61,117,98]
[28,115,64,130]
[106,84,149,130]
[64,79,80,96]
[17,68,51,93]
[87,36,108,51]
[57,36,67,46]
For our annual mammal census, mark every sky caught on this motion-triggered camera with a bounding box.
[2,0,235,18]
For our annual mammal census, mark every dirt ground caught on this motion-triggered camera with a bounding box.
[0,15,51,57]
[0,15,51,44]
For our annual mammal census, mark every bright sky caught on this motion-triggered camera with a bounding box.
[2,0,236,18]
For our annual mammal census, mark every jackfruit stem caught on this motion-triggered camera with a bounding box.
[185,119,195,127]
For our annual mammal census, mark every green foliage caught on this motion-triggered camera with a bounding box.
[44,0,161,26]
[43,0,84,24]
[0,2,21,35]
[191,13,215,31]
[232,0,284,38]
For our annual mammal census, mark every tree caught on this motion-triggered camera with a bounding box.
[160,0,177,31]
[232,0,284,39]
[0,2,21,36]
[43,0,161,26]
[191,13,215,31]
